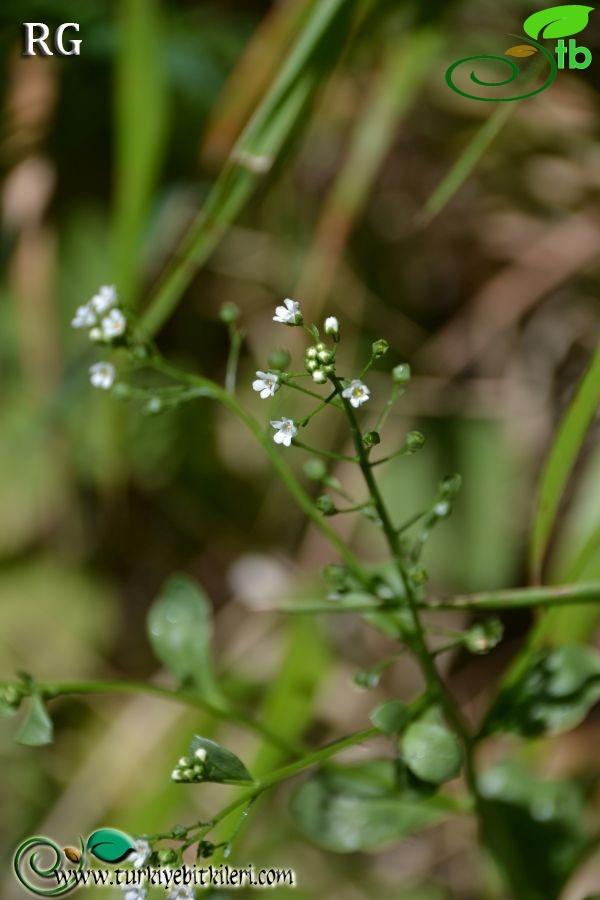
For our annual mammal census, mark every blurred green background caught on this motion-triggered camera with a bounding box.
[1,0,600,896]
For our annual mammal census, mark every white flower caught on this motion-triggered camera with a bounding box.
[89,362,115,390]
[342,379,370,408]
[271,418,297,447]
[128,839,151,869]
[90,284,118,315]
[167,887,195,900]
[194,747,207,762]
[89,327,103,342]
[324,316,339,337]
[252,371,279,399]
[101,308,127,339]
[273,298,302,326]
[71,304,96,329]
[121,887,147,900]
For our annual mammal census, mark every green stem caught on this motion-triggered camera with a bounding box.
[152,358,369,587]
[12,679,300,756]
[189,726,379,838]
[292,439,357,463]
[225,327,243,394]
[329,374,477,787]
[425,582,600,612]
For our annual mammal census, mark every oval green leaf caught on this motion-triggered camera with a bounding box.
[524,5,594,40]
[86,829,136,864]
[147,574,219,698]
[401,721,462,785]
[189,736,253,783]
[290,760,452,852]
[369,699,410,734]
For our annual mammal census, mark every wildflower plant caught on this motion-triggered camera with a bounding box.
[3,290,600,900]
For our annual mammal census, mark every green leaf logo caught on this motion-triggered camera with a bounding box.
[86,829,136,864]
[524,5,594,40]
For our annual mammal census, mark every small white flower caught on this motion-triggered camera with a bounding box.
[271,418,297,447]
[90,284,118,315]
[194,747,207,762]
[121,887,147,900]
[252,371,279,399]
[89,362,115,390]
[128,839,151,869]
[101,308,127,339]
[71,304,96,329]
[273,298,302,326]
[89,327,103,342]
[167,887,195,900]
[342,379,370,409]
[324,316,339,337]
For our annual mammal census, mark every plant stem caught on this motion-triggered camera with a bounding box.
[329,374,478,789]
[18,679,300,755]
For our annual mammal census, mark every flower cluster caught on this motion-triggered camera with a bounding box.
[171,746,207,783]
[71,285,127,391]
[252,300,371,448]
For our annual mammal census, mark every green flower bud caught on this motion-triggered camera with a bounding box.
[219,302,240,324]
[316,342,327,353]
[354,670,380,689]
[372,339,389,359]
[393,363,411,384]
[440,474,462,499]
[145,397,162,415]
[405,431,425,453]
[464,619,503,654]
[197,841,216,859]
[363,430,381,448]
[409,566,428,587]
[171,825,188,840]
[303,459,328,481]
[306,346,318,360]
[267,348,291,371]
[312,369,328,384]
[158,849,178,865]
[316,495,336,516]
[324,316,340,340]
[317,349,333,364]
[323,564,350,592]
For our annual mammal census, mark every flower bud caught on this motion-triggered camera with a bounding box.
[372,339,389,359]
[317,349,333,364]
[440,474,462,499]
[354,670,380,689]
[405,431,425,453]
[305,358,318,373]
[312,369,328,384]
[324,316,340,340]
[303,459,327,481]
[393,364,411,385]
[464,619,503,654]
[306,346,318,360]
[197,841,216,859]
[323,564,350,592]
[409,566,428,586]
[316,495,336,516]
[363,430,381,448]
[219,302,240,324]
[267,348,291,371]
[158,849,178,865]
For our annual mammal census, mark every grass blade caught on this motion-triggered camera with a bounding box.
[113,0,168,305]
[530,344,600,582]
[140,0,357,337]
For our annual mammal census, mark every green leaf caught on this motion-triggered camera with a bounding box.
[290,760,453,852]
[531,345,600,580]
[15,694,53,746]
[86,829,136,864]
[478,761,588,900]
[484,645,600,737]
[401,721,461,785]
[147,574,219,697]
[524,5,594,40]
[369,699,410,734]
[189,736,253,783]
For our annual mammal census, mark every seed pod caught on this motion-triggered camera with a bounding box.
[64,847,82,863]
